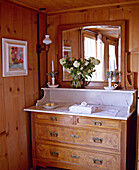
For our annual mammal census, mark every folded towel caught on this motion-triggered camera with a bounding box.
[69,104,96,114]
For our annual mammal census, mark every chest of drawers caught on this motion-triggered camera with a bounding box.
[31,111,136,170]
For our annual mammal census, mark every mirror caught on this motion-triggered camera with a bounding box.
[58,21,125,88]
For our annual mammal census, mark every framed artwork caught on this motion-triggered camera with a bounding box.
[2,38,28,77]
[62,46,72,81]
[62,46,72,59]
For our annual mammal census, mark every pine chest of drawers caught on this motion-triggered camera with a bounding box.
[31,111,136,170]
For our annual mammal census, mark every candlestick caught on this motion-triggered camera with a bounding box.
[52,77,55,85]
[52,60,54,72]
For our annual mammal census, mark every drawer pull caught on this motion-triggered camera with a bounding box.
[50,151,59,157]
[50,116,57,121]
[71,155,79,159]
[71,134,79,138]
[93,158,103,165]
[50,131,58,137]
[93,121,102,126]
[92,137,103,143]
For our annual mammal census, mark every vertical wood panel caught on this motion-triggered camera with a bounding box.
[39,13,47,88]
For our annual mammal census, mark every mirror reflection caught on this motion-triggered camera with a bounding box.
[62,25,121,82]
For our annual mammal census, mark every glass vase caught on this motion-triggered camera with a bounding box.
[71,76,85,88]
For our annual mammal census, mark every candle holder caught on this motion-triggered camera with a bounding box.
[47,71,59,88]
[52,77,55,85]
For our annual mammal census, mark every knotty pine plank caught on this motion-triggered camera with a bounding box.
[39,12,47,88]
[47,14,60,82]
[0,1,6,135]
[23,8,35,107]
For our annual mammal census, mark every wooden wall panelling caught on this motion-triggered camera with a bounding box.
[0,1,9,169]
[0,0,47,169]
[0,0,6,142]
[12,4,28,169]
[47,15,60,83]
[23,8,36,169]
[1,2,28,169]
[32,11,39,101]
[39,12,47,89]
[23,8,35,107]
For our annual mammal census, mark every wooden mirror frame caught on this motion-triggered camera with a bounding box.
[57,20,125,89]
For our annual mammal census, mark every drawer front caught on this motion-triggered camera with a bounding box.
[35,113,74,125]
[36,124,120,151]
[76,116,120,129]
[36,143,120,170]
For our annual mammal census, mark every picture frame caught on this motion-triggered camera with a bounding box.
[2,38,28,77]
[62,46,72,81]
[62,46,72,59]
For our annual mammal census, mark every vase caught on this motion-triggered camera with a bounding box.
[71,76,86,88]
[108,77,112,87]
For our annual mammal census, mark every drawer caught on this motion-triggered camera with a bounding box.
[36,124,120,152]
[76,116,120,129]
[36,143,120,170]
[35,113,74,125]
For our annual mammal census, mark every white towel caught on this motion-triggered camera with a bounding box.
[69,104,96,114]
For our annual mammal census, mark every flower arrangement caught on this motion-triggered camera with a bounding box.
[106,70,120,78]
[112,70,120,77]
[106,71,113,78]
[47,71,58,77]
[60,57,100,88]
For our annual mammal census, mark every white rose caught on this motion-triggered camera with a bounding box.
[85,61,89,66]
[94,59,100,65]
[73,61,80,68]
[88,69,91,73]
[59,58,66,65]
[70,67,73,70]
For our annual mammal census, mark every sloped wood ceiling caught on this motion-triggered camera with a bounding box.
[8,0,139,13]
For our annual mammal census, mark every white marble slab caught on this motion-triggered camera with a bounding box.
[24,102,135,120]
[36,88,136,114]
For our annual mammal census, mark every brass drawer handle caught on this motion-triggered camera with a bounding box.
[50,151,59,157]
[50,131,58,137]
[71,134,79,138]
[93,158,103,165]
[50,116,57,121]
[92,137,103,143]
[93,121,102,126]
[71,155,79,159]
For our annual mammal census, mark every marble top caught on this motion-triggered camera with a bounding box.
[24,102,134,120]
[42,87,136,93]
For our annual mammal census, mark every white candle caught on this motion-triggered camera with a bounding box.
[52,60,54,72]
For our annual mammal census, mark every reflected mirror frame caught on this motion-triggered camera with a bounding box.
[58,20,125,89]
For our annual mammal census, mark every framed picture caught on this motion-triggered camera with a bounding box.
[62,46,72,59]
[2,38,27,77]
[62,46,72,81]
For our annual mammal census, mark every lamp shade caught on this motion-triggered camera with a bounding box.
[43,35,52,45]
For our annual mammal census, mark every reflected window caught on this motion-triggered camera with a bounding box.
[109,44,117,71]
[84,37,96,59]
[84,33,105,81]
